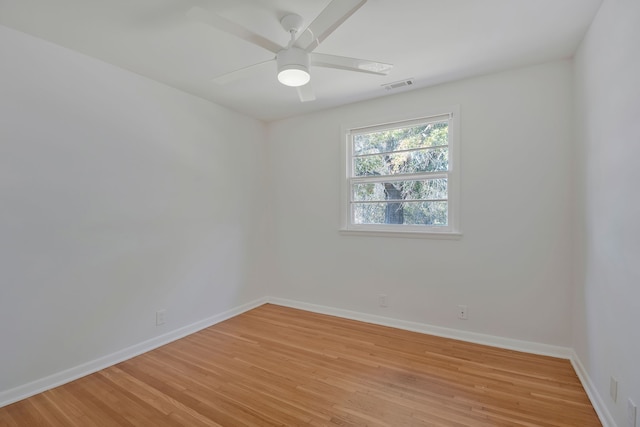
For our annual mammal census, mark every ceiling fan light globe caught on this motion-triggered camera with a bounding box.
[277,47,311,87]
[278,66,311,87]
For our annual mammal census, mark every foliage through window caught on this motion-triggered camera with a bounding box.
[343,111,459,235]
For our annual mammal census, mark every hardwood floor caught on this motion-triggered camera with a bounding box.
[0,304,601,426]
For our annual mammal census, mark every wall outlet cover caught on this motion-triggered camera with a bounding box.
[458,305,468,320]
[610,376,618,402]
[156,309,166,326]
[378,294,388,308]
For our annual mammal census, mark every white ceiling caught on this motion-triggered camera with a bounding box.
[0,0,602,122]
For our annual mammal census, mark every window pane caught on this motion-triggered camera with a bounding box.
[353,147,448,176]
[353,121,448,156]
[353,179,447,202]
[352,201,448,226]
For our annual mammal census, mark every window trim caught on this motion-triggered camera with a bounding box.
[339,105,461,238]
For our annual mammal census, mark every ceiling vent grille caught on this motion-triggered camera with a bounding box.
[382,79,414,91]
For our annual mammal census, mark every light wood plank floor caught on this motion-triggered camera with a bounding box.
[0,304,601,426]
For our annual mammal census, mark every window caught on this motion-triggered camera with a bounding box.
[341,107,460,237]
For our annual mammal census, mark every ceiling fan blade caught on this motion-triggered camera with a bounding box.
[213,60,275,85]
[187,6,283,54]
[296,0,367,52]
[296,84,316,102]
[311,53,393,76]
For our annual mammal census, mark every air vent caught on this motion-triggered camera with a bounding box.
[382,79,414,91]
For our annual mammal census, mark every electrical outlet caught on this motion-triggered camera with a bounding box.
[156,309,166,326]
[458,305,468,320]
[610,377,618,402]
[629,398,637,427]
[379,294,388,308]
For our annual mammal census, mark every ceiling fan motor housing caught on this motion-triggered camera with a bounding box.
[277,47,311,87]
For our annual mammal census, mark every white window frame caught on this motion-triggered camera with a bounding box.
[340,106,461,239]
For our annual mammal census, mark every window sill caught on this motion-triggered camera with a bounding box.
[339,229,462,240]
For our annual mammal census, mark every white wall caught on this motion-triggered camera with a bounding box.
[573,0,640,424]
[0,25,267,393]
[266,61,575,347]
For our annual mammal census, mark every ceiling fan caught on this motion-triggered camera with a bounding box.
[186,0,393,102]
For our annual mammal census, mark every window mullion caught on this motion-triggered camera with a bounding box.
[353,145,448,158]
[350,199,448,204]
[350,171,449,184]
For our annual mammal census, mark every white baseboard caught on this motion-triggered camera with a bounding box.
[0,297,268,408]
[570,351,617,427]
[267,297,573,359]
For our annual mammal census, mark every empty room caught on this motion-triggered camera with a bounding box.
[0,0,638,426]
